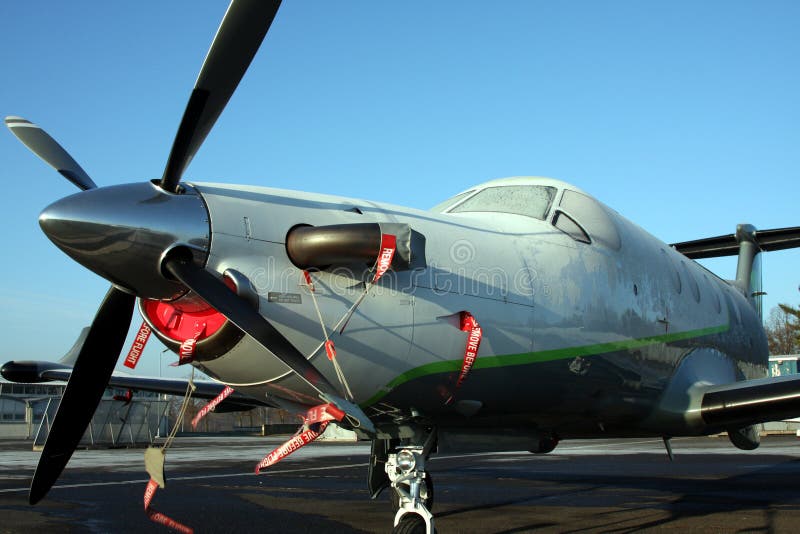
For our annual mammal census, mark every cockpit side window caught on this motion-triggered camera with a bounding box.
[556,190,621,249]
[553,210,590,243]
[449,185,557,220]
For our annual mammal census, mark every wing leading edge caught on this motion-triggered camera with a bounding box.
[671,225,800,259]
[700,374,800,429]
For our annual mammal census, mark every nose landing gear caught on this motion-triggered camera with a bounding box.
[386,447,436,534]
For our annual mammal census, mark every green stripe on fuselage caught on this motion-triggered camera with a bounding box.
[362,323,729,407]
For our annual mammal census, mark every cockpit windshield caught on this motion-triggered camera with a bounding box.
[429,190,475,213]
[447,185,557,221]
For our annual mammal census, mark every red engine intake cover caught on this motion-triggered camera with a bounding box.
[142,298,227,343]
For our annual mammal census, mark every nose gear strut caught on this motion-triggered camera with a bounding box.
[387,448,434,533]
[385,429,438,534]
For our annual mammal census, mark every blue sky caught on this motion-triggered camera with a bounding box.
[1,1,798,378]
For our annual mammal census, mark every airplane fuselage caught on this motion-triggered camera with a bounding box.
[140,177,767,442]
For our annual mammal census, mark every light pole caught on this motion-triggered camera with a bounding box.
[156,348,169,439]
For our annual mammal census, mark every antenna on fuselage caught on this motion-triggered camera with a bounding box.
[662,436,675,462]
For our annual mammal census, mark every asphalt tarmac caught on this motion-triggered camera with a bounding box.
[2,435,800,533]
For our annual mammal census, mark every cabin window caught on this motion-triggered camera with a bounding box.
[449,185,557,220]
[554,190,621,249]
[661,249,682,293]
[724,289,742,325]
[681,261,701,302]
[704,274,722,313]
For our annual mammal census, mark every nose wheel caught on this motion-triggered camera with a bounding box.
[393,513,435,534]
[386,447,436,534]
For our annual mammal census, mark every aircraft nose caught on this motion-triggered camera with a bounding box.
[0,361,17,381]
[39,182,210,299]
[1,361,45,383]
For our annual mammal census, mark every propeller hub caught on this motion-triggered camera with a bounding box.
[39,182,210,300]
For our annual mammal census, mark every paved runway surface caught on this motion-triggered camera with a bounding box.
[2,435,800,532]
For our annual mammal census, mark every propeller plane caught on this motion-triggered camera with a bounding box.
[3,2,800,533]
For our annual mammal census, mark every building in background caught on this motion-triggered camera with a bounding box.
[770,355,798,377]
[0,379,169,445]
[0,381,64,439]
[764,355,800,434]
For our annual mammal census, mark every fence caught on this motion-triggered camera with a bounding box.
[33,396,170,449]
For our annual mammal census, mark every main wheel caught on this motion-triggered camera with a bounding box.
[530,435,559,454]
[390,475,434,512]
[392,513,436,534]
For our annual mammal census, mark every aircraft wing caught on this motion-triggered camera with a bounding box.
[1,360,271,412]
[671,226,800,259]
[700,374,800,429]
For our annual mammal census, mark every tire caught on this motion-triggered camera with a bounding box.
[392,513,436,534]
[390,475,434,512]
[530,436,559,454]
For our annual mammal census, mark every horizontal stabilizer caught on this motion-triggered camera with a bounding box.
[672,226,800,259]
[701,374,800,429]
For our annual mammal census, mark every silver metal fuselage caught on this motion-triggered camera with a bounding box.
[179,178,767,439]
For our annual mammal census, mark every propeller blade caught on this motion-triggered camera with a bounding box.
[4,116,97,191]
[163,256,338,398]
[160,0,282,192]
[29,286,134,505]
